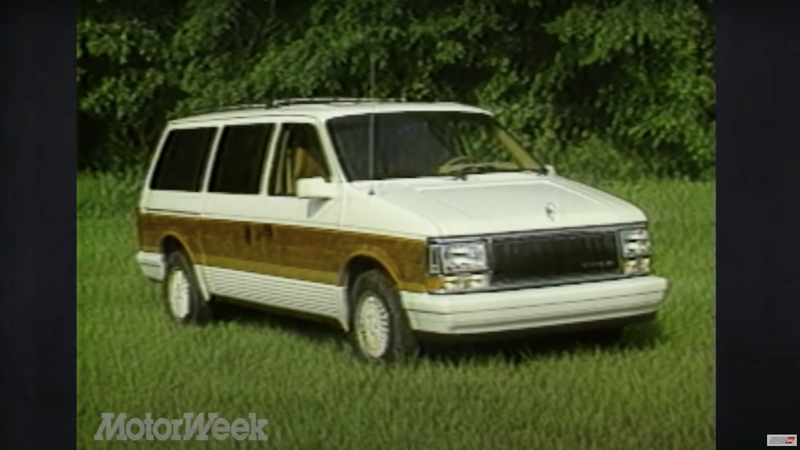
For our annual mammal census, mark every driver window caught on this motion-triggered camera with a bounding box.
[268,123,331,197]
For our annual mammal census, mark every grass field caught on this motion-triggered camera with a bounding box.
[77,173,714,449]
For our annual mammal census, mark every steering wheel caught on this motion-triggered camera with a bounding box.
[438,155,479,171]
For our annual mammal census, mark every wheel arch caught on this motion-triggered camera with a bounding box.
[338,252,402,328]
[340,252,402,291]
[159,233,211,301]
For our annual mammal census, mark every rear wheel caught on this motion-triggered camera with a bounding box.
[348,270,419,363]
[162,251,212,324]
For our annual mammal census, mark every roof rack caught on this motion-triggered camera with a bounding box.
[186,103,273,116]
[186,97,407,116]
[271,97,407,107]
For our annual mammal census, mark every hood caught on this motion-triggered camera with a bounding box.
[350,173,646,236]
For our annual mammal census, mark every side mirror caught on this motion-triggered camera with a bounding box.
[296,177,337,199]
[544,164,557,176]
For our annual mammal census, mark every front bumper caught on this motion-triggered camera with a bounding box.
[135,251,165,281]
[401,276,668,335]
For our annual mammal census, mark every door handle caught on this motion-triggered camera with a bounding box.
[245,224,273,244]
[258,224,273,239]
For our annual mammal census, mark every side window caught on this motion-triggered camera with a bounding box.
[268,123,331,197]
[150,127,217,192]
[208,123,274,195]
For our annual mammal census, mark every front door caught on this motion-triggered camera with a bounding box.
[256,120,345,319]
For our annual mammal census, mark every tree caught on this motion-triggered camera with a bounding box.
[77,0,715,179]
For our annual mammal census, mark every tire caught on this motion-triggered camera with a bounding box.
[162,251,213,325]
[348,269,419,363]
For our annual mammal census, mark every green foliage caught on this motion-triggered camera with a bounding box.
[541,0,715,178]
[77,167,145,220]
[77,0,714,179]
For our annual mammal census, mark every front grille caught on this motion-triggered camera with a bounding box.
[490,230,620,287]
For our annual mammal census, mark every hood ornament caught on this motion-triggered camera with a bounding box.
[544,202,558,221]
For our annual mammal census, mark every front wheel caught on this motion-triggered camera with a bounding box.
[348,270,419,363]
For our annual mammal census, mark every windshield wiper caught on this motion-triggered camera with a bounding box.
[519,167,548,175]
[442,164,504,180]
[446,166,549,180]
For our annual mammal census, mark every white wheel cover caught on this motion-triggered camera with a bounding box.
[355,294,391,358]
[167,267,191,319]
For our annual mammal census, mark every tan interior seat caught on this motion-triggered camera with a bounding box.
[293,147,327,181]
[282,132,327,196]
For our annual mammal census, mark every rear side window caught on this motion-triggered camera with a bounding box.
[150,127,217,192]
[208,123,275,195]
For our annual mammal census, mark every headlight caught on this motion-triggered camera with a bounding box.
[428,240,491,293]
[619,228,651,258]
[434,273,492,293]
[619,227,652,275]
[429,241,489,275]
[623,257,651,275]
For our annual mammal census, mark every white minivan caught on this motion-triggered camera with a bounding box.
[135,98,668,363]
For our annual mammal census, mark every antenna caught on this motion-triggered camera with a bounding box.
[368,50,377,195]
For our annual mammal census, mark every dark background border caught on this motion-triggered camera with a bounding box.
[715,1,800,448]
[0,1,798,449]
[0,1,77,448]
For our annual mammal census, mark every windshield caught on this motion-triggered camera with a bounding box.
[325,111,542,181]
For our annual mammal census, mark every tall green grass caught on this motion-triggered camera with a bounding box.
[77,172,714,449]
